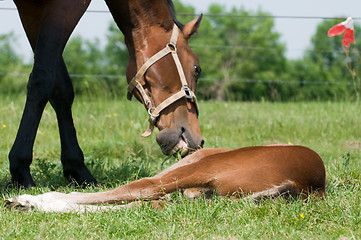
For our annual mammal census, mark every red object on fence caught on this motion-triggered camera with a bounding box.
[328,17,355,47]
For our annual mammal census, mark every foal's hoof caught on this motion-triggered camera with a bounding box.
[4,195,34,211]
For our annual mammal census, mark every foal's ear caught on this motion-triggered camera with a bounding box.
[183,14,203,39]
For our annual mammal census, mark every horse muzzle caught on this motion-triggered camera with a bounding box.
[156,127,204,157]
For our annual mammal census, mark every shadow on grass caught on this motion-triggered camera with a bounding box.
[0,156,158,193]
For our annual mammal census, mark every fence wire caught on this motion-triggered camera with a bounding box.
[0,72,355,86]
[1,7,361,20]
[0,6,359,89]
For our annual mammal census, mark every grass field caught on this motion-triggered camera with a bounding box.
[1,96,361,239]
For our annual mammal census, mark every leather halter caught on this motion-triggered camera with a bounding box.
[127,24,198,137]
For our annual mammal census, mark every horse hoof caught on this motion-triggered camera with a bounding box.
[5,179,36,190]
[63,166,97,188]
[67,178,97,189]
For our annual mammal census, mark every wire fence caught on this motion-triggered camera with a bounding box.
[0,72,356,86]
[1,6,359,56]
[0,5,359,89]
[188,43,350,54]
[1,7,361,20]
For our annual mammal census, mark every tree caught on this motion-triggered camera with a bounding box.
[0,33,29,95]
[63,27,129,98]
[174,2,287,101]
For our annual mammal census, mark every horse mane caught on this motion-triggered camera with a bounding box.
[167,0,184,30]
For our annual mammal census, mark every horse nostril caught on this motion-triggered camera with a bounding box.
[200,139,205,148]
[181,127,185,133]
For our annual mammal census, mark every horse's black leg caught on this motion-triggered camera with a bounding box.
[8,44,58,187]
[9,0,91,188]
[49,59,97,186]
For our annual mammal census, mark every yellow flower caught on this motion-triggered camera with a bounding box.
[300,213,305,218]
[107,114,112,118]
[2,124,6,128]
[113,113,118,117]
[288,142,292,145]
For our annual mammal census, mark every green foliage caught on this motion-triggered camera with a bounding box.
[0,33,29,95]
[197,5,287,101]
[63,34,128,98]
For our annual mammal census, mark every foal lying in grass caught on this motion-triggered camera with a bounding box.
[5,145,326,213]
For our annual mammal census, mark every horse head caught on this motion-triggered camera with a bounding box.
[126,15,204,156]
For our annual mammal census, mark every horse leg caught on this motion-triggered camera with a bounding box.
[49,59,96,185]
[9,0,91,187]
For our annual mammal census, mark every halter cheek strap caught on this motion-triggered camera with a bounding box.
[127,24,198,137]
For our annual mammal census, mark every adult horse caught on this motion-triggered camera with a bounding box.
[9,0,204,188]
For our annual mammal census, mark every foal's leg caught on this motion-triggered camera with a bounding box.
[49,59,96,185]
[5,149,223,212]
[9,0,92,187]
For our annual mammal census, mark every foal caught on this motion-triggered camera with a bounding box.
[5,145,326,212]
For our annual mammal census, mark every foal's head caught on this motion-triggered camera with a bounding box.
[126,15,204,156]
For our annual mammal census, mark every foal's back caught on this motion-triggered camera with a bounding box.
[182,145,326,198]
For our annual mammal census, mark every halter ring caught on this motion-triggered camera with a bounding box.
[148,107,159,119]
[167,43,177,52]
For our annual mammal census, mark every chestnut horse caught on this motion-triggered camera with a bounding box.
[9,0,204,188]
[5,145,326,212]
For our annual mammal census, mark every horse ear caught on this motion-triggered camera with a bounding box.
[183,14,203,39]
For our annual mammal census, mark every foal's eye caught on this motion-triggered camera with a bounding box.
[194,65,201,79]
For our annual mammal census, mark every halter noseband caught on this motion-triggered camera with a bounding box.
[127,24,199,137]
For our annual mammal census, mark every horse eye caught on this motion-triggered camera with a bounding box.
[194,65,201,79]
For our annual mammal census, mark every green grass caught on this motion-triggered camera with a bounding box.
[1,96,361,239]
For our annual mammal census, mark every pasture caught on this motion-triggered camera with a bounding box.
[0,96,361,239]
